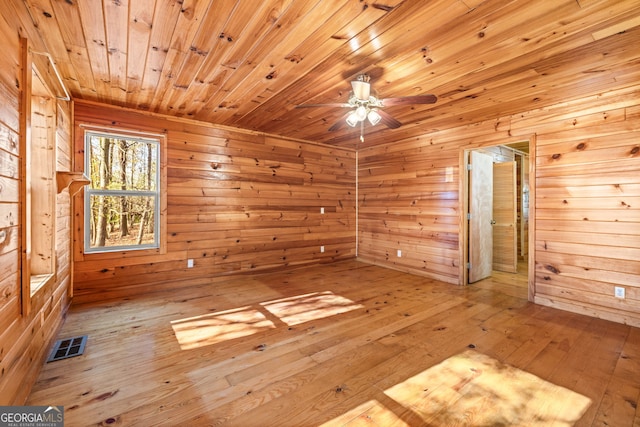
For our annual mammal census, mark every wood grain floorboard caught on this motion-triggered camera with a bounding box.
[27,260,640,426]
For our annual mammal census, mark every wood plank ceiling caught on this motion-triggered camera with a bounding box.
[16,0,640,148]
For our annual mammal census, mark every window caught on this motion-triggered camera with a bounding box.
[26,66,57,294]
[19,39,60,315]
[84,130,160,253]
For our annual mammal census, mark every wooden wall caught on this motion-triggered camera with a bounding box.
[72,101,356,304]
[0,9,74,404]
[358,84,640,327]
[358,138,461,284]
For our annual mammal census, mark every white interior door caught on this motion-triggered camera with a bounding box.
[493,161,517,273]
[468,151,493,283]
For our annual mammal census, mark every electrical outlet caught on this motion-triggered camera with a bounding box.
[187,259,194,268]
[320,207,324,214]
[614,286,625,299]
[320,246,325,253]
[397,249,402,258]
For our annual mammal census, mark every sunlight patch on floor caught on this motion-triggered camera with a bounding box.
[320,399,410,427]
[171,306,276,350]
[171,291,362,349]
[322,350,591,426]
[261,291,363,326]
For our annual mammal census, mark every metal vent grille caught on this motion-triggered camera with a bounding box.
[47,335,88,362]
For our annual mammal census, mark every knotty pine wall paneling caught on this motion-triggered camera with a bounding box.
[72,101,356,304]
[0,5,74,404]
[358,85,640,327]
[358,142,461,284]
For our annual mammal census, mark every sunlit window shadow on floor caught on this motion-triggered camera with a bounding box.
[322,350,591,426]
[171,291,363,350]
[171,307,276,350]
[261,291,364,326]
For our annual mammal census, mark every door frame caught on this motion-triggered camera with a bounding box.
[459,135,537,301]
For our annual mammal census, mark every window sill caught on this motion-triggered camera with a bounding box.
[31,273,55,296]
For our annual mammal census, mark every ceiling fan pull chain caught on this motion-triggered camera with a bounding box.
[360,120,365,142]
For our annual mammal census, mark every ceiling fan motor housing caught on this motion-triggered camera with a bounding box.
[351,74,371,101]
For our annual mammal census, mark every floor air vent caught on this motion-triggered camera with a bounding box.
[47,335,88,362]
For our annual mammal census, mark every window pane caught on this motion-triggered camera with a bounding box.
[87,194,156,250]
[88,134,158,192]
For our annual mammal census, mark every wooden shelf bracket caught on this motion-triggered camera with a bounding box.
[56,171,90,195]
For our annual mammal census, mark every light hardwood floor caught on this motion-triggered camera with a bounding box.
[28,260,639,426]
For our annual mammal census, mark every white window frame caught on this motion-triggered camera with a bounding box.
[83,130,161,254]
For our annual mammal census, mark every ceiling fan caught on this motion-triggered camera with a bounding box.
[296,74,437,141]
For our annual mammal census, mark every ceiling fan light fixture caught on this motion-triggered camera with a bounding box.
[346,111,360,127]
[367,109,381,126]
[355,105,367,121]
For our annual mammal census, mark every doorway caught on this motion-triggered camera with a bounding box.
[462,141,532,296]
